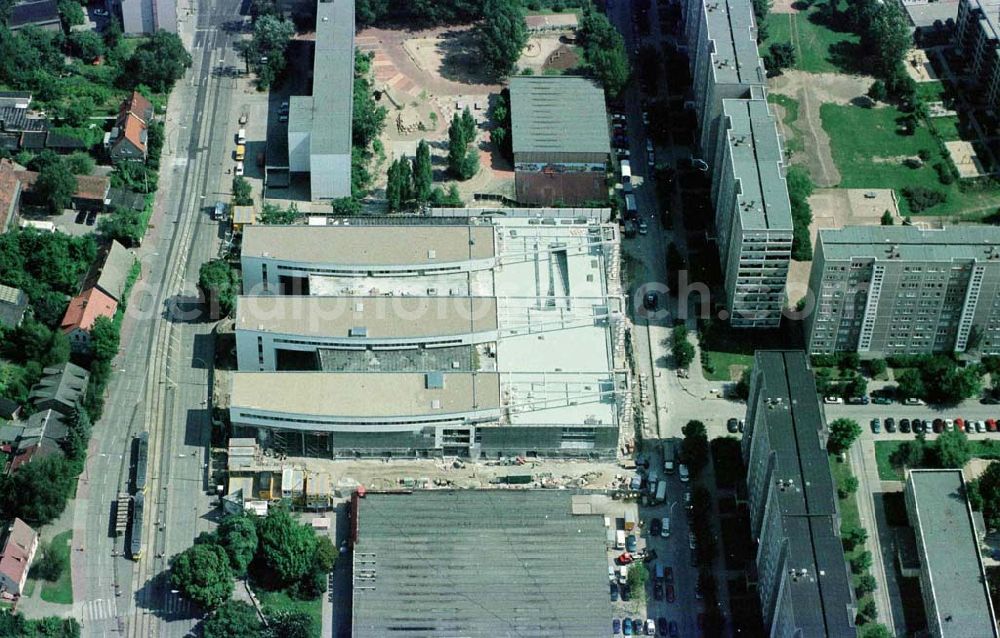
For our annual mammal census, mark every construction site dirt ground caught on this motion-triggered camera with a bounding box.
[279,456,636,493]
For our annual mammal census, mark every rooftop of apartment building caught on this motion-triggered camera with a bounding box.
[509,76,611,156]
[702,0,765,86]
[721,97,791,232]
[907,469,1000,638]
[817,225,1000,262]
[288,0,354,156]
[351,490,611,637]
[753,351,856,637]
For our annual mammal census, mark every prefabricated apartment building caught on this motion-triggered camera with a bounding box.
[231,212,630,459]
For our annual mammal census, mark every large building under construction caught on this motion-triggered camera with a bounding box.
[231,213,629,459]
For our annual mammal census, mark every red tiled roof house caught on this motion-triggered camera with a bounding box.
[0,518,38,598]
[60,287,118,353]
[107,91,153,162]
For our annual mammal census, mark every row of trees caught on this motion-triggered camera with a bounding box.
[893,355,983,405]
[670,325,695,369]
[170,509,335,609]
[787,167,814,261]
[577,9,630,97]
[203,600,313,638]
[240,15,295,89]
[475,0,528,79]
[889,429,979,473]
[0,610,79,638]
[447,108,480,181]
[386,140,464,212]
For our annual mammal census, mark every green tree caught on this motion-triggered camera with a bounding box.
[578,9,630,96]
[217,514,258,577]
[866,358,887,378]
[198,259,240,316]
[0,455,76,525]
[386,158,407,212]
[935,429,971,468]
[413,140,433,203]
[625,561,649,602]
[330,197,362,216]
[233,176,253,206]
[895,368,925,400]
[90,316,120,362]
[972,462,1000,530]
[428,184,463,207]
[842,525,868,550]
[266,611,315,638]
[787,167,814,260]
[35,159,76,213]
[352,52,388,147]
[203,601,262,638]
[889,437,927,470]
[125,31,192,92]
[170,543,234,609]
[838,475,859,499]
[857,598,878,623]
[69,30,105,62]
[867,79,887,102]
[62,404,91,462]
[98,208,145,247]
[681,420,709,475]
[856,573,877,596]
[863,0,911,76]
[57,0,84,25]
[475,0,528,78]
[259,203,298,224]
[248,15,295,89]
[827,418,862,454]
[861,625,893,638]
[880,210,894,225]
[764,42,796,74]
[29,539,68,581]
[460,107,477,145]
[671,325,695,369]
[253,507,316,589]
[851,550,873,574]
[447,114,477,180]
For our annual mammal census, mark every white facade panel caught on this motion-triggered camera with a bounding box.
[288,131,310,173]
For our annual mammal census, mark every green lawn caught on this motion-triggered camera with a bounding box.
[768,93,803,156]
[829,455,876,620]
[763,4,859,74]
[39,531,73,605]
[929,115,962,142]
[915,81,947,103]
[257,590,322,638]
[702,351,754,381]
[821,103,1000,216]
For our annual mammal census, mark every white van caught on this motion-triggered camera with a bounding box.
[237,128,246,144]
[615,529,626,550]
[620,159,632,183]
[661,516,670,538]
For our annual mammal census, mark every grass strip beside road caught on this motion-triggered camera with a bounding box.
[876,439,1000,480]
[830,454,876,624]
[39,530,73,605]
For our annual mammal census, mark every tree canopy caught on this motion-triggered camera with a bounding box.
[125,31,192,92]
[203,601,262,638]
[681,420,709,475]
[671,325,695,369]
[475,0,528,79]
[827,418,861,454]
[34,158,77,213]
[170,542,234,609]
[98,208,146,248]
[247,16,294,89]
[0,455,77,525]
[577,9,630,96]
[198,259,240,317]
[253,507,317,589]
[447,109,479,180]
[413,140,433,203]
[972,462,1000,531]
[934,429,971,468]
[217,514,258,577]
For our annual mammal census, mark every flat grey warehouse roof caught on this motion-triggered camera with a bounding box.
[908,470,1000,638]
[721,98,791,231]
[509,76,611,156]
[241,225,497,264]
[352,490,612,637]
[236,295,499,338]
[230,371,502,417]
[818,226,1000,262]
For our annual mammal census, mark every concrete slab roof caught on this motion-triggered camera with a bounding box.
[352,490,612,637]
[818,226,1000,262]
[509,76,611,156]
[721,98,791,232]
[703,0,765,86]
[236,295,499,339]
[241,224,497,265]
[230,371,502,418]
[907,469,1000,638]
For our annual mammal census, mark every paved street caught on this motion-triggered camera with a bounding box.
[68,0,242,635]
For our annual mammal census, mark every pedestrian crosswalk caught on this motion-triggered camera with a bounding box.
[163,592,192,616]
[81,593,192,624]
[82,598,118,622]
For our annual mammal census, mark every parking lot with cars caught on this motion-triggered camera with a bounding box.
[608,444,705,636]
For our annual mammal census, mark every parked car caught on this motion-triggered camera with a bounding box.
[872,395,893,405]
[664,566,673,583]
[903,397,926,406]
[669,620,679,637]
[626,534,637,552]
[955,418,964,432]
[657,618,668,637]
[638,220,649,235]
[623,618,633,635]
[824,396,844,404]
[613,618,622,634]
[988,419,998,432]
[977,420,987,433]
[933,418,944,433]
[653,579,663,600]
[885,418,896,433]
[646,618,656,635]
[981,395,1000,405]
[678,464,689,482]
[644,292,659,310]
[870,418,881,433]
[899,418,911,433]
[847,396,869,405]
[665,583,675,602]
[630,475,643,490]
[93,7,108,16]
[727,418,739,433]
[650,517,662,536]
[611,582,619,601]
[688,531,696,550]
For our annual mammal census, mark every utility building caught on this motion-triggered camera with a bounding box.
[287,0,354,199]
[509,76,610,206]
[710,93,792,327]
[233,215,628,459]
[742,351,857,637]
[805,226,1000,357]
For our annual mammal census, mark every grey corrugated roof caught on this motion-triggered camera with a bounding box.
[509,76,611,156]
[721,98,791,231]
[352,490,612,638]
[96,241,136,302]
[290,0,354,155]
[818,226,1000,262]
[9,0,60,27]
[908,470,1000,638]
[753,351,856,637]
